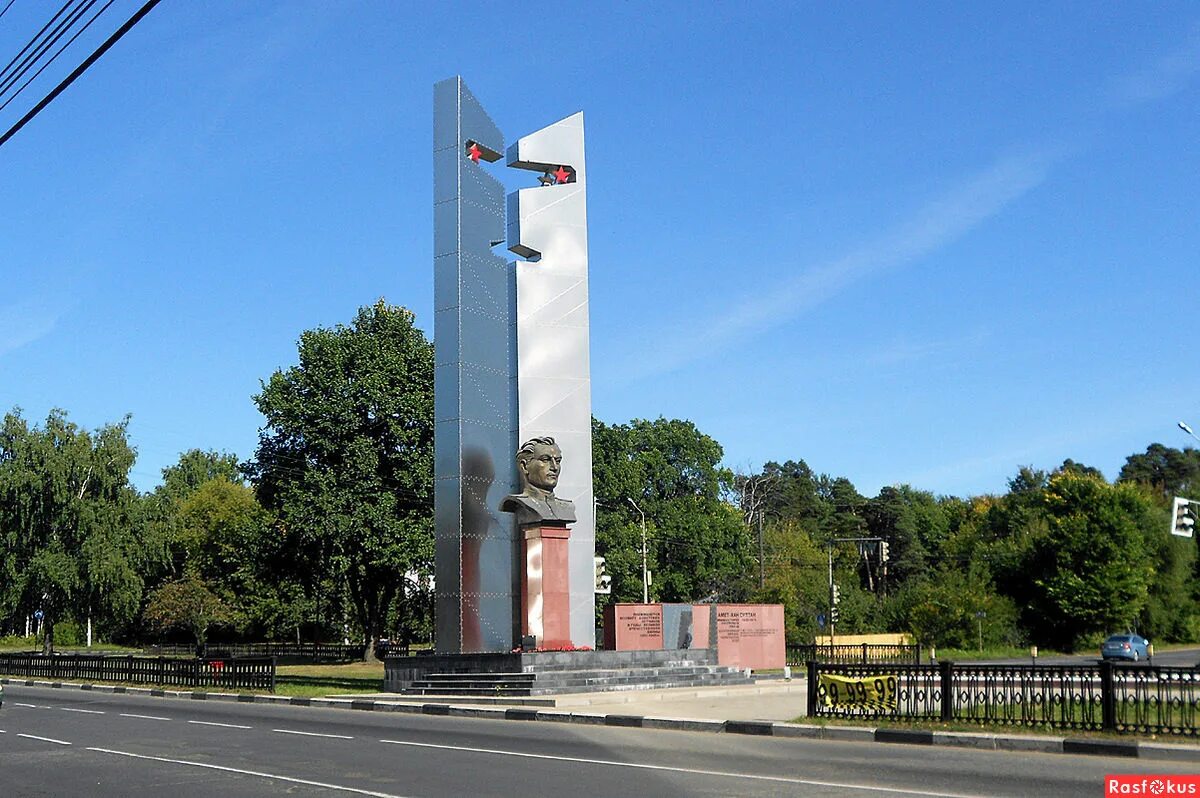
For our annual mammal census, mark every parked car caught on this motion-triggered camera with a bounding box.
[1101,634,1149,662]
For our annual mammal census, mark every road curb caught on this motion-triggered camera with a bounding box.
[4,676,1198,761]
[931,730,998,750]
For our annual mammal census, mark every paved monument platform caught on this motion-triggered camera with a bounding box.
[385,648,753,696]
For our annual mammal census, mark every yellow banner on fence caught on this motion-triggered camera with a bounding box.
[819,673,899,710]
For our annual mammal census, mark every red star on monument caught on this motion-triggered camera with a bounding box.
[468,143,482,163]
[554,165,571,184]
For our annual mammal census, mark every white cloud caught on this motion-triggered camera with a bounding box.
[622,151,1052,381]
[862,328,992,368]
[0,300,62,358]
[615,26,1200,386]
[1108,23,1200,106]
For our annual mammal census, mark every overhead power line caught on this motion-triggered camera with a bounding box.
[0,0,100,105]
[1,1,96,97]
[0,0,76,88]
[0,0,163,150]
[0,0,115,115]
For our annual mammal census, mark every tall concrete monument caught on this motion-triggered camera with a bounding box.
[433,77,594,653]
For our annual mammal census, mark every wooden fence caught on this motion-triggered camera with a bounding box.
[145,642,364,663]
[788,643,921,666]
[0,653,276,692]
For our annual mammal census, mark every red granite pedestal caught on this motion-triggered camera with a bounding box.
[521,524,572,648]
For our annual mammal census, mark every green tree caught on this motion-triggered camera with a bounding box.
[0,409,145,652]
[142,573,232,647]
[863,485,951,587]
[592,417,751,610]
[170,476,314,640]
[1018,471,1156,649]
[1118,444,1200,498]
[158,449,241,505]
[753,519,827,643]
[885,564,1018,649]
[1058,458,1105,480]
[1136,492,1199,642]
[757,459,829,529]
[139,449,246,588]
[245,301,434,659]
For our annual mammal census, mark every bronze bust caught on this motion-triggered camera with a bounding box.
[500,436,577,528]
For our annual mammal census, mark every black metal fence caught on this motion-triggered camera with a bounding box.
[0,654,276,692]
[145,642,364,663]
[807,660,1200,736]
[788,643,921,666]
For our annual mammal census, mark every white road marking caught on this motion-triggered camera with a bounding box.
[13,702,38,708]
[377,739,989,798]
[87,748,410,798]
[60,707,105,714]
[273,729,354,739]
[119,713,171,721]
[18,733,71,746]
[187,720,251,729]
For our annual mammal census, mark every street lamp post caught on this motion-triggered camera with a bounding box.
[1180,421,1200,446]
[628,498,648,603]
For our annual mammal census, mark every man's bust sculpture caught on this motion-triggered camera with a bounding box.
[500,436,577,528]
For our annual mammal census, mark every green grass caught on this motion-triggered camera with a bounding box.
[932,645,1071,661]
[0,636,142,654]
[273,661,385,697]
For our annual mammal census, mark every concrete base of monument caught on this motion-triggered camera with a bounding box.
[383,648,755,697]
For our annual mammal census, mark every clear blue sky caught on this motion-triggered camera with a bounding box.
[1,2,1197,497]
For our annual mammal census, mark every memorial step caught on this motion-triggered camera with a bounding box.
[529,676,757,695]
[402,663,754,697]
[411,680,540,691]
[531,669,740,688]
[419,672,537,684]
[401,686,545,697]
[520,657,716,673]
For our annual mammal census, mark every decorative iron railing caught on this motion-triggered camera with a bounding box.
[1111,666,1200,736]
[0,654,276,692]
[950,663,1104,732]
[787,643,921,666]
[807,660,1200,737]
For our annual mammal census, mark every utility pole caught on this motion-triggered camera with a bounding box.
[826,536,887,646]
[828,545,835,644]
[757,510,765,589]
[628,498,648,603]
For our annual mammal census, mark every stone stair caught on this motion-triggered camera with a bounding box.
[398,661,754,697]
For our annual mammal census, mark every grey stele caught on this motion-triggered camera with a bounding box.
[432,77,594,654]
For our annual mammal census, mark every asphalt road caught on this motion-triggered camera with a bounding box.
[1,685,1194,797]
[969,646,1200,667]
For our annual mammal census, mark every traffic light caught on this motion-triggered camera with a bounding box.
[880,541,890,562]
[593,556,612,594]
[832,583,841,605]
[1172,497,1197,538]
[831,606,840,624]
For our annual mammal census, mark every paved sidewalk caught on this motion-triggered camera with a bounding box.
[341,679,810,722]
[551,680,808,722]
